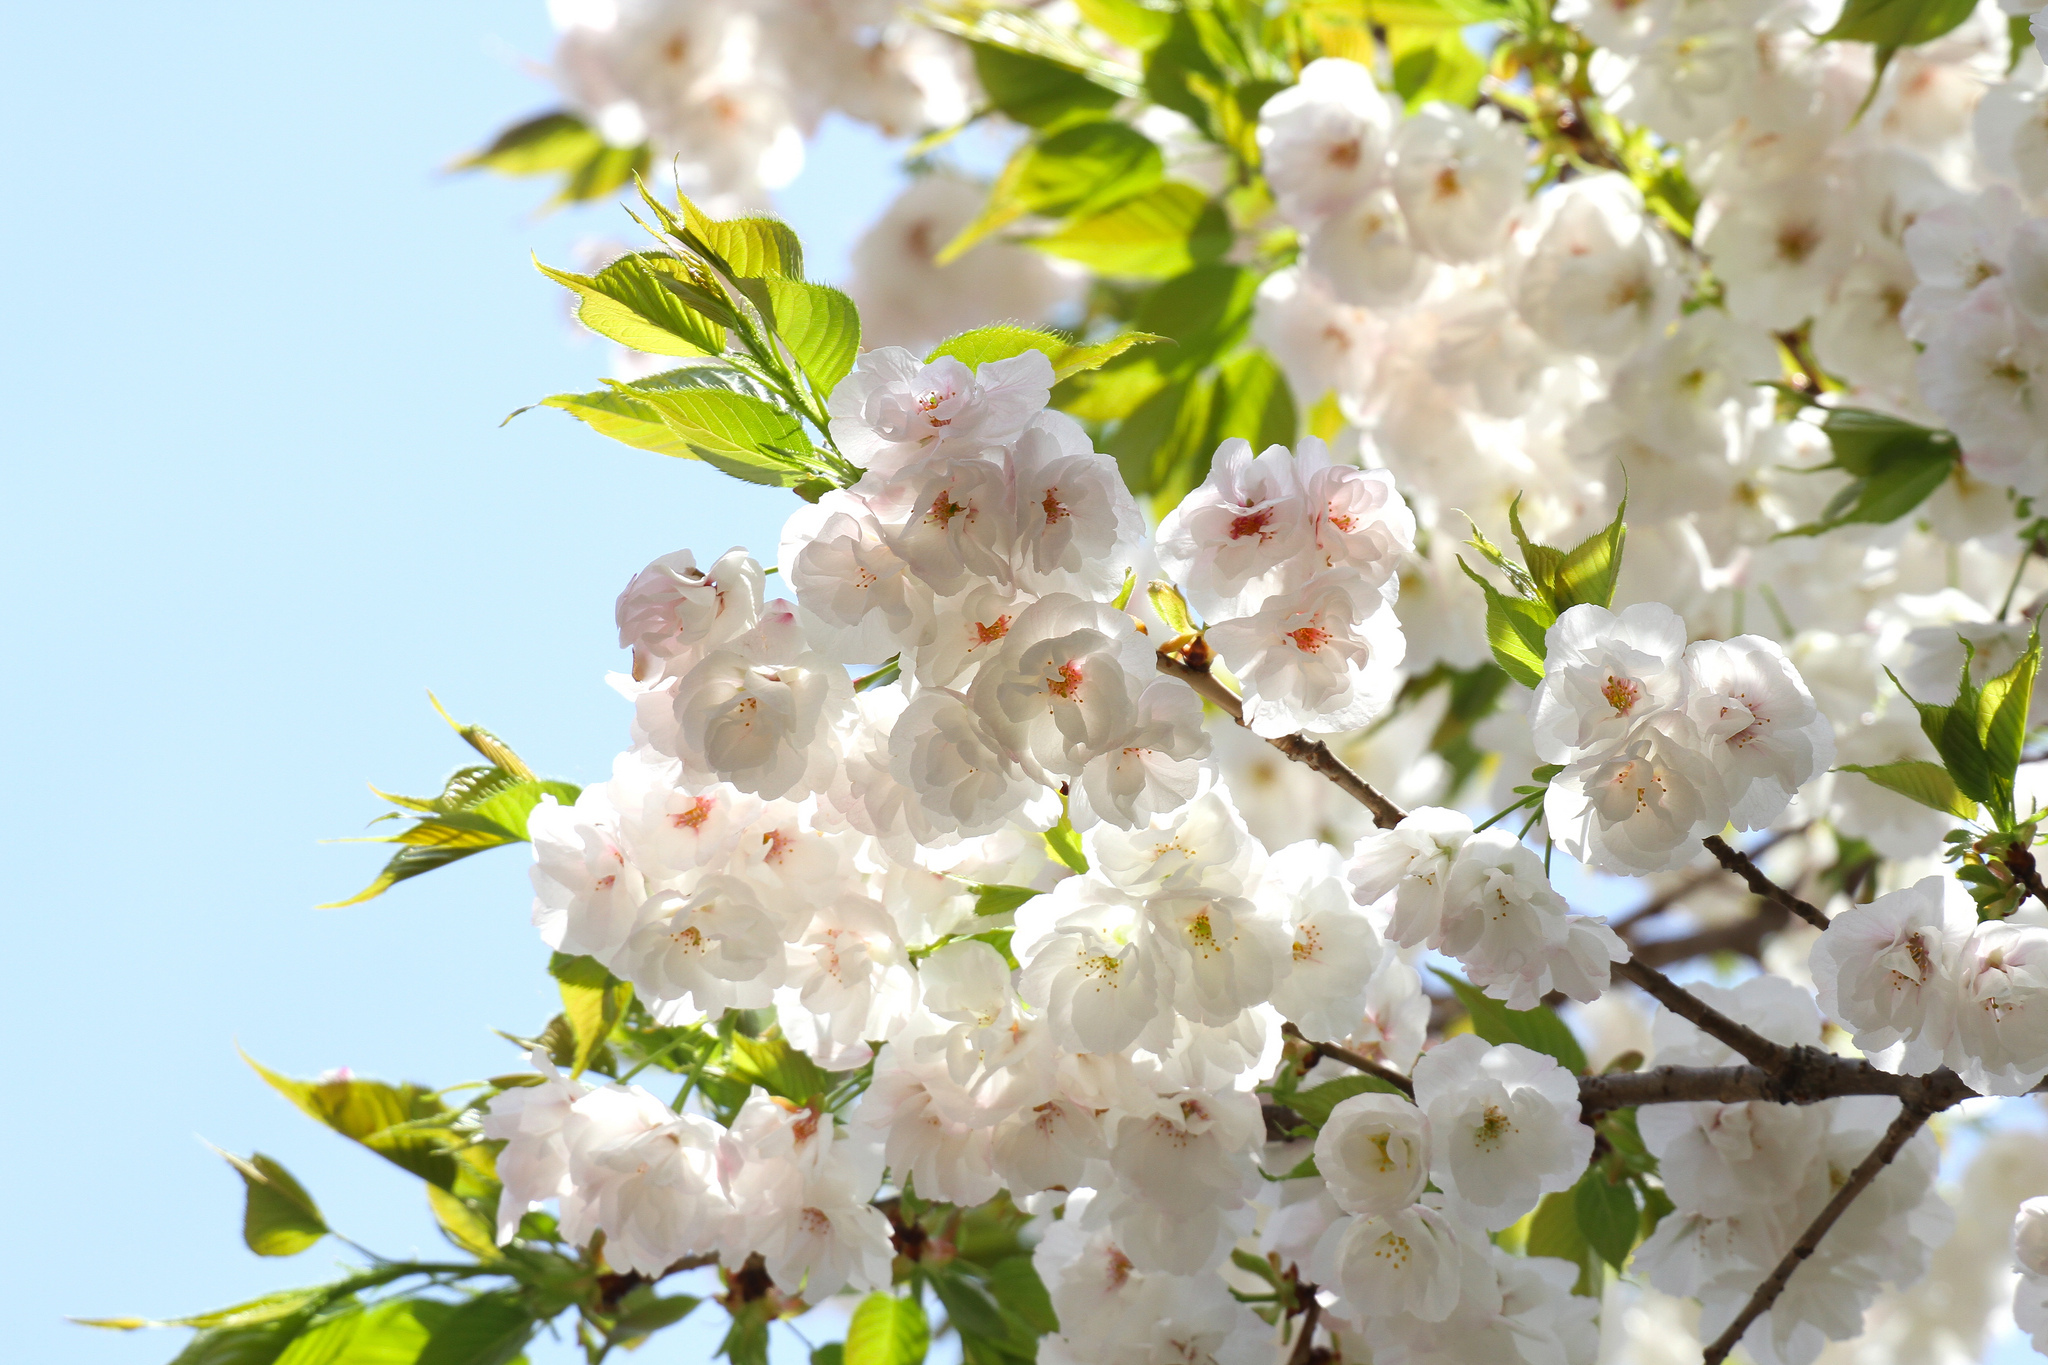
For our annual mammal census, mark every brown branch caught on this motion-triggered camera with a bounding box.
[1286,1280,1322,1365]
[1155,651,1408,829]
[1614,828,1799,935]
[1282,1022,1416,1096]
[1578,1059,1975,1118]
[1703,835,1829,931]
[1700,1101,1939,1365]
[1612,957,1790,1069]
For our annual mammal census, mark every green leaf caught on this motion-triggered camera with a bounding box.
[525,362,777,459]
[1819,0,1977,47]
[695,217,805,280]
[426,1185,501,1261]
[756,279,860,395]
[243,1055,460,1190]
[971,43,1125,127]
[166,1317,317,1365]
[928,1270,1011,1347]
[551,953,634,1078]
[719,1301,771,1365]
[845,1293,930,1365]
[635,386,810,486]
[814,1347,847,1365]
[1286,1073,1406,1129]
[972,883,1043,917]
[1978,630,2040,820]
[1456,558,1554,689]
[415,1292,533,1365]
[1204,350,1296,474]
[1525,1191,1601,1297]
[612,1290,701,1338]
[985,1258,1058,1335]
[456,111,602,176]
[1032,183,1231,279]
[1889,660,1997,808]
[223,1152,328,1258]
[726,1033,833,1104]
[1074,0,1173,51]
[1574,1170,1639,1271]
[271,1299,449,1365]
[1434,970,1588,1073]
[457,110,648,206]
[1548,499,1628,613]
[1783,408,1958,538]
[1043,814,1089,873]
[536,254,727,357]
[925,324,1164,381]
[948,121,1166,261]
[1135,264,1259,375]
[1148,580,1195,634]
[1388,26,1484,110]
[1835,759,1986,817]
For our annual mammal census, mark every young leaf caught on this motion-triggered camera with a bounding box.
[220,1152,327,1258]
[1834,760,1979,821]
[536,254,727,357]
[414,1291,534,1365]
[972,884,1043,917]
[242,1054,461,1190]
[1573,1169,1639,1271]
[525,362,778,459]
[1456,558,1554,688]
[969,42,1126,127]
[845,1292,931,1365]
[1782,408,1958,538]
[635,386,811,486]
[1888,659,1996,808]
[1819,0,1978,47]
[942,120,1164,262]
[1550,499,1628,612]
[1525,1189,1600,1296]
[756,278,860,395]
[1148,580,1196,635]
[1208,350,1297,463]
[1433,969,1588,1073]
[426,1184,501,1262]
[551,953,634,1078]
[456,110,602,175]
[926,324,1163,380]
[1286,1073,1406,1128]
[1031,183,1231,279]
[1043,815,1089,873]
[725,1033,833,1104]
[985,1258,1059,1335]
[1977,629,2040,819]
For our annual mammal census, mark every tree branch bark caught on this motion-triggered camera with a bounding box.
[1699,1101,1938,1365]
[1281,1022,1416,1096]
[1611,957,1790,1069]
[1155,652,1408,829]
[1703,834,1829,930]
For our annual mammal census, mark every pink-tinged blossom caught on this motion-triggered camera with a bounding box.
[1154,438,1315,622]
[1530,602,1689,765]
[1810,876,1971,1073]
[828,346,1052,482]
[1411,1034,1593,1231]
[1206,572,1406,737]
[615,547,764,680]
[1257,57,1397,224]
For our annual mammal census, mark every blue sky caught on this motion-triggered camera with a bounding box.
[1,5,2039,1364]
[0,5,895,1361]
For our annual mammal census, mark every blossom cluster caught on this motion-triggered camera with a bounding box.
[1248,25,2048,871]
[1814,874,2048,1095]
[1629,978,1952,1365]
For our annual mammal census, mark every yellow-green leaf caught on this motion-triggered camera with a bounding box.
[221,1151,328,1258]
[844,1293,930,1365]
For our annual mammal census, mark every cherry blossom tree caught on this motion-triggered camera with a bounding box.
[82,3,2048,1365]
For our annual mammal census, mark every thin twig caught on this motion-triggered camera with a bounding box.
[1282,1022,1416,1096]
[1613,828,1799,935]
[1155,652,1408,829]
[1703,835,1829,930]
[1700,1101,1939,1365]
[1612,958,1789,1069]
[1285,1282,1322,1365]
